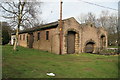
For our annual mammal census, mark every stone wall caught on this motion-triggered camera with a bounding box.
[61,18,107,54]
[62,17,81,54]
[81,23,100,53]
[97,27,108,50]
[16,17,107,54]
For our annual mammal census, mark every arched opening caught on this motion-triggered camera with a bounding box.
[100,35,106,49]
[67,31,76,54]
[85,42,95,53]
[64,28,79,54]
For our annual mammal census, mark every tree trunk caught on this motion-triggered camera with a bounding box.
[13,27,19,50]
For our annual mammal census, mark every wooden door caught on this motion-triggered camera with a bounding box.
[67,31,75,54]
[28,33,34,48]
[85,42,94,53]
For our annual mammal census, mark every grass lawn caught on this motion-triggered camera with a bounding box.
[2,45,119,78]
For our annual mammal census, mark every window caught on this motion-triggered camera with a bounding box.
[90,24,92,27]
[46,31,49,40]
[20,35,21,40]
[23,34,25,40]
[37,32,40,40]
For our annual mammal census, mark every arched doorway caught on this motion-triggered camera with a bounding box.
[100,35,106,49]
[85,42,95,53]
[67,31,76,54]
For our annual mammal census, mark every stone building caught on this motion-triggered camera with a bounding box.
[11,17,108,54]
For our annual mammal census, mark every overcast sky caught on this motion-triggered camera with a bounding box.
[0,0,119,23]
[40,0,119,23]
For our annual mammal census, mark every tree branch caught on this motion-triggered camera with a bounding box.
[1,4,17,15]
[2,15,16,19]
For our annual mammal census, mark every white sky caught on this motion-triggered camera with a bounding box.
[41,0,119,2]
[40,0,119,23]
[0,0,119,23]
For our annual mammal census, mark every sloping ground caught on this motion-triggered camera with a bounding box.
[2,45,119,78]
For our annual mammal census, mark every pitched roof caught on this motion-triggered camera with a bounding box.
[11,17,77,35]
[19,21,58,34]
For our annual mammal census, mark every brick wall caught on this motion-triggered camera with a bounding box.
[32,28,60,54]
[18,33,28,47]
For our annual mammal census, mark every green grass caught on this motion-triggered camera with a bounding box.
[2,45,119,78]
[108,46,120,48]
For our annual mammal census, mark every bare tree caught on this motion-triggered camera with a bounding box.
[98,10,110,28]
[87,12,96,24]
[77,13,88,23]
[108,13,118,34]
[78,12,96,24]
[0,0,43,50]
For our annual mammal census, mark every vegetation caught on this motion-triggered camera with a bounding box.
[2,45,119,78]
[108,46,120,48]
[100,49,117,55]
[2,29,10,45]
[1,22,11,45]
